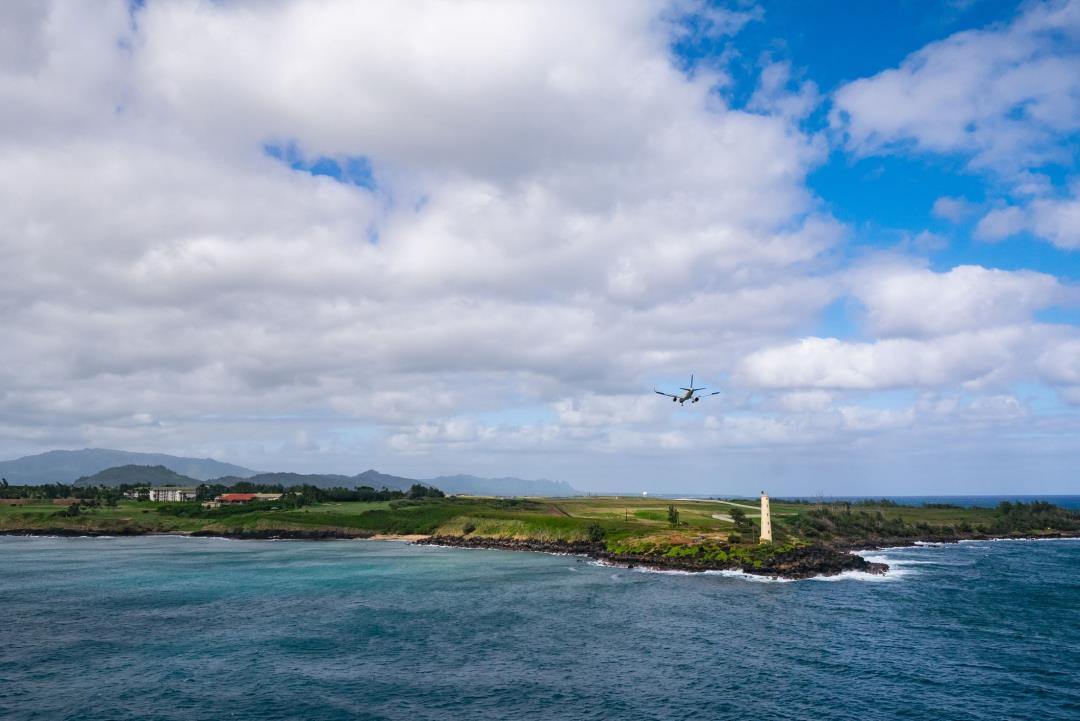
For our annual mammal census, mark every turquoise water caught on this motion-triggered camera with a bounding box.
[2,537,1079,721]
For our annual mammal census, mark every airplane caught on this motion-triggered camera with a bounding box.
[654,374,720,405]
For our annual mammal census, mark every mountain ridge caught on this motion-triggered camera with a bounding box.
[0,449,257,483]
[0,449,579,496]
[73,465,201,487]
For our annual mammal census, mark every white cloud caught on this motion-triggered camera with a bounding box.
[1,1,1078,492]
[747,60,820,121]
[1037,338,1080,385]
[974,205,1030,242]
[931,196,975,223]
[851,263,1063,337]
[831,0,1080,178]
[0,0,841,471]
[738,326,1062,391]
[973,185,1080,248]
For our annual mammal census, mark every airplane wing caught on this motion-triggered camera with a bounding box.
[654,389,678,398]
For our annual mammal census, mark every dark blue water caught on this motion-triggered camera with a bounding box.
[796,495,1080,510]
[2,537,1079,721]
[675,495,1080,509]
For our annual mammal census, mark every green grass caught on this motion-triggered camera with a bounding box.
[2,496,1075,550]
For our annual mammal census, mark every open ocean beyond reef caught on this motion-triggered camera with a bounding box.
[2,535,1079,721]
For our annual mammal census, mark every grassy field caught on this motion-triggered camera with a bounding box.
[0,495,1072,550]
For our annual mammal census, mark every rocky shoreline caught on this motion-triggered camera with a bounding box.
[417,535,887,579]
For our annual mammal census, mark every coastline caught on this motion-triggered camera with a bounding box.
[0,526,878,578]
[5,526,1080,580]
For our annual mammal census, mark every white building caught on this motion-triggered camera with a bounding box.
[148,486,198,502]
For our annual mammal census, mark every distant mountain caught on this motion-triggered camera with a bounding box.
[422,473,578,497]
[208,469,576,496]
[353,469,419,492]
[0,449,258,484]
[209,470,422,493]
[210,472,357,488]
[73,465,199,487]
[0,449,578,496]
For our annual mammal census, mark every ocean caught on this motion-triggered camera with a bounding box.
[668,495,1080,510]
[2,536,1079,721]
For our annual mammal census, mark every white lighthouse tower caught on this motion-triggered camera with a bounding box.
[759,491,772,543]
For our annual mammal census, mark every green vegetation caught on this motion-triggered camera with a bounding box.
[1,487,1077,566]
[778,500,1080,541]
[73,465,198,488]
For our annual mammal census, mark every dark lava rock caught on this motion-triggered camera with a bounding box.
[750,545,887,580]
[420,535,888,579]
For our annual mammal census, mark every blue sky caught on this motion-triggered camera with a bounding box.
[3,0,1080,494]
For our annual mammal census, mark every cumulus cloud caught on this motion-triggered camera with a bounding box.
[738,261,1074,392]
[737,330,1038,390]
[931,196,975,223]
[831,0,1080,178]
[1037,338,1080,403]
[973,185,1080,248]
[831,0,1080,259]
[747,60,820,121]
[851,263,1064,337]
[3,0,1079,492]
[0,0,841,472]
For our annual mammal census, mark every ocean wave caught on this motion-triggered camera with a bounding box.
[703,569,794,583]
[958,536,1080,544]
[809,568,908,582]
[627,564,796,582]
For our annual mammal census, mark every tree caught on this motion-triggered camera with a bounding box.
[585,521,606,542]
[407,483,445,499]
[729,506,754,535]
[667,504,680,526]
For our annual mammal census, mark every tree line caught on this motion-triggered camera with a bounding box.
[0,478,444,505]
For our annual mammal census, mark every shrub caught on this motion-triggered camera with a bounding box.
[584,522,606,543]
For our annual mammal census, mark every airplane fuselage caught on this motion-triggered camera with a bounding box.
[654,374,718,405]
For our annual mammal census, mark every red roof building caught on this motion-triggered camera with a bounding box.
[217,493,259,503]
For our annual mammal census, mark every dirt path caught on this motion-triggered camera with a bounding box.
[716,500,759,511]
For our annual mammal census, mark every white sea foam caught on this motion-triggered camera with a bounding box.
[958,536,1080,544]
[703,569,794,583]
[591,555,918,583]
[809,568,908,582]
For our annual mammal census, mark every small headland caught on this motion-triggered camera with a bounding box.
[418,535,885,579]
